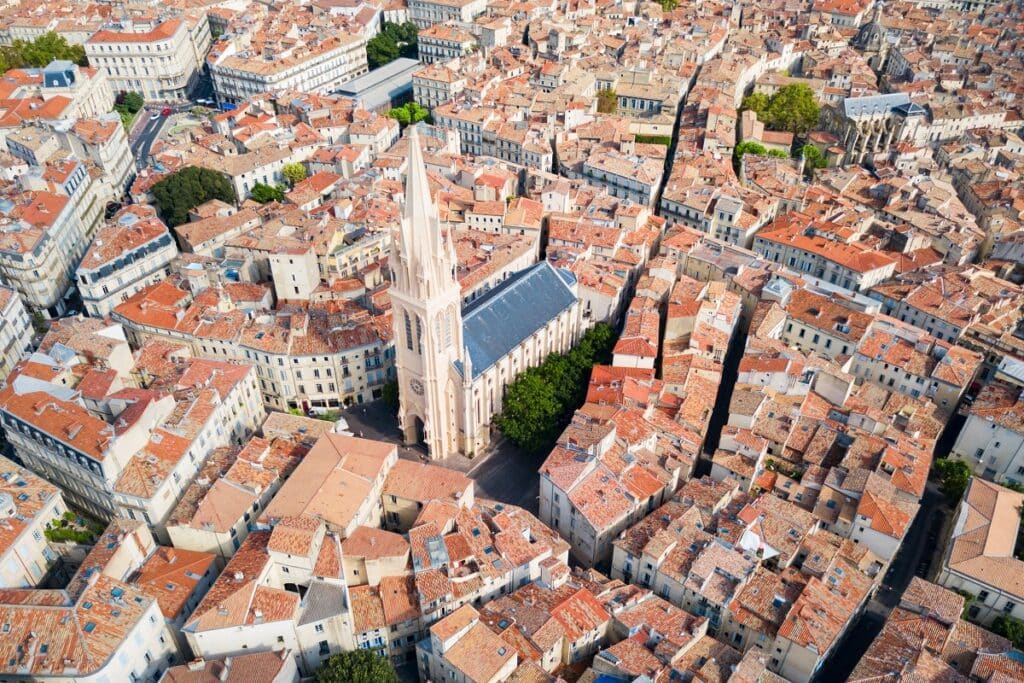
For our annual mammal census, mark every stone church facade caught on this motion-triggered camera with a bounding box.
[390,127,583,459]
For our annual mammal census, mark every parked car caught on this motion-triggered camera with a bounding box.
[161,107,172,116]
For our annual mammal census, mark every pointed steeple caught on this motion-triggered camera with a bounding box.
[404,124,437,229]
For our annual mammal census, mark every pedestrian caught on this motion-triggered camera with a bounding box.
[359,430,364,437]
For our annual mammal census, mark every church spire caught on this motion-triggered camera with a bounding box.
[396,124,454,297]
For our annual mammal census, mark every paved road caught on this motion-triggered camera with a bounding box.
[339,401,543,515]
[130,112,168,167]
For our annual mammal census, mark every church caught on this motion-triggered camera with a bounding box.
[391,127,583,459]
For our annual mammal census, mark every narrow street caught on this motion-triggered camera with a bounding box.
[815,409,964,680]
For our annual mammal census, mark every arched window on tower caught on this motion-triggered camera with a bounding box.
[416,316,423,355]
[404,312,413,351]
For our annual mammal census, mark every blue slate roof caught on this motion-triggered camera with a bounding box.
[842,93,911,118]
[460,261,577,379]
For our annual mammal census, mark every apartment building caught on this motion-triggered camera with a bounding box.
[951,381,1024,483]
[412,63,467,111]
[69,519,218,655]
[0,60,115,126]
[0,162,96,317]
[776,288,872,361]
[850,578,1018,682]
[752,212,898,292]
[113,278,395,412]
[210,33,368,105]
[0,285,32,381]
[63,115,135,197]
[0,573,179,681]
[539,411,687,567]
[771,558,873,681]
[938,478,1024,627]
[163,651,300,683]
[183,522,355,675]
[582,151,664,208]
[848,318,982,413]
[85,18,211,102]
[0,321,264,523]
[76,205,178,317]
[166,414,333,558]
[417,24,476,64]
[409,0,487,28]
[0,455,65,588]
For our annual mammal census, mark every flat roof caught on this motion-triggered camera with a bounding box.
[334,57,422,96]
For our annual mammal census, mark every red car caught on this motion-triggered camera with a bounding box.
[161,107,172,116]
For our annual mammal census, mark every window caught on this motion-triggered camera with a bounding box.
[315,624,325,633]
[319,640,330,655]
[1004,602,1016,613]
[979,590,990,601]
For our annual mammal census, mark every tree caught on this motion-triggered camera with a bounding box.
[658,0,679,9]
[315,650,399,683]
[800,143,826,173]
[113,92,144,130]
[7,32,86,68]
[741,92,770,119]
[935,458,971,504]
[366,21,419,69]
[250,182,286,204]
[366,34,399,69]
[734,141,767,158]
[992,616,1024,649]
[387,101,430,128]
[282,162,307,187]
[496,322,618,452]
[495,369,564,452]
[765,83,820,137]
[151,166,236,227]
[119,92,144,114]
[596,88,618,114]
[767,149,788,158]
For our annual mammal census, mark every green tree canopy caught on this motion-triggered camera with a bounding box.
[935,458,971,504]
[658,0,679,9]
[741,84,821,137]
[741,92,770,119]
[3,32,86,69]
[366,21,419,69]
[387,101,430,128]
[315,650,399,683]
[282,162,307,187]
[596,88,618,114]
[765,84,820,136]
[992,616,1024,650]
[250,182,286,204]
[496,323,617,453]
[767,149,788,158]
[151,166,237,227]
[801,143,826,172]
[734,141,767,158]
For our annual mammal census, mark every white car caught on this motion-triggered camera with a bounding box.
[149,112,161,120]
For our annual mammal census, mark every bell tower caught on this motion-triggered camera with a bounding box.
[390,125,464,459]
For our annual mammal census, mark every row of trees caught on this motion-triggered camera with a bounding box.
[0,32,86,73]
[495,322,617,452]
[741,83,821,137]
[366,21,419,70]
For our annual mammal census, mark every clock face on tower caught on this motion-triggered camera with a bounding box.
[410,379,424,396]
